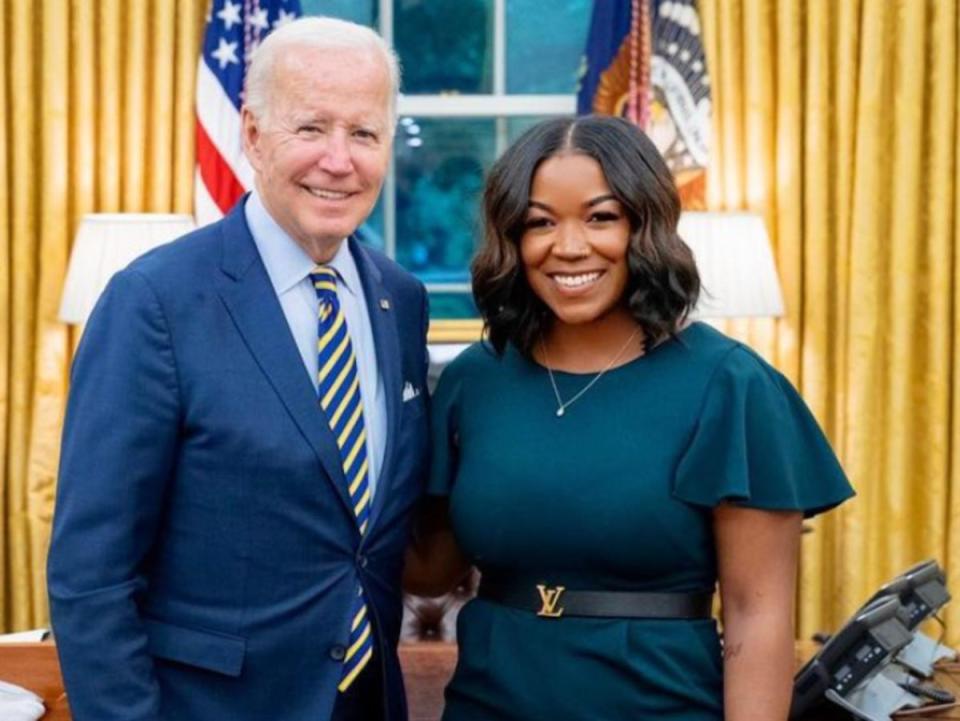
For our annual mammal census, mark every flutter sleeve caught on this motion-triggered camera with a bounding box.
[673,345,855,516]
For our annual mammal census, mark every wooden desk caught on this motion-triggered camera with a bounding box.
[3,639,959,720]
[400,642,456,721]
[0,640,452,721]
[0,642,70,721]
[892,664,960,720]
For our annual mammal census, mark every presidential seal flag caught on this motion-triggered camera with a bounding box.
[195,0,302,226]
[578,0,711,209]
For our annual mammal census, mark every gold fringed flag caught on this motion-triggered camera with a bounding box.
[578,0,711,209]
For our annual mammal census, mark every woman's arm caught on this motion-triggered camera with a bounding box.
[715,504,803,721]
[403,496,472,597]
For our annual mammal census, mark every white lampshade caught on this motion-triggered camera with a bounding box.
[59,213,196,325]
[678,211,785,318]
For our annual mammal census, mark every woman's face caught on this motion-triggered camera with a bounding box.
[520,152,632,327]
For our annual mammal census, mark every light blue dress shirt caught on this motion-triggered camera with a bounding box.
[245,191,387,496]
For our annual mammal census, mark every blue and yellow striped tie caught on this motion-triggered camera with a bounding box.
[310,266,374,692]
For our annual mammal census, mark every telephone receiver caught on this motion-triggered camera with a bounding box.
[862,559,955,678]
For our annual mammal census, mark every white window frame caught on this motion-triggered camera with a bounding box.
[378,0,577,298]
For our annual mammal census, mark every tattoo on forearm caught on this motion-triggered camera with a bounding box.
[724,642,743,660]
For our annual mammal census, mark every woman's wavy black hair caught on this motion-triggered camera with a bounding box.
[472,115,700,357]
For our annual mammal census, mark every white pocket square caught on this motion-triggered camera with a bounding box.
[402,381,421,402]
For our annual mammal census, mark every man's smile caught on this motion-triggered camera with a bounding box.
[301,185,357,201]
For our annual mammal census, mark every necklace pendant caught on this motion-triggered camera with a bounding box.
[556,406,565,417]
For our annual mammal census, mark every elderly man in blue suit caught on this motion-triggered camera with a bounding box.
[47,17,429,721]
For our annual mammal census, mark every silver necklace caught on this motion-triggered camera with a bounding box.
[540,329,642,417]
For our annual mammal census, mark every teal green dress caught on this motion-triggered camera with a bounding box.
[428,323,854,721]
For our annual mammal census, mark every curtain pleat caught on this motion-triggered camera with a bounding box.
[24,0,73,630]
[98,0,122,212]
[949,4,960,636]
[798,0,830,632]
[7,0,39,631]
[149,1,177,211]
[944,1,960,628]
[924,0,958,634]
[124,2,149,210]
[0,0,12,629]
[174,0,204,214]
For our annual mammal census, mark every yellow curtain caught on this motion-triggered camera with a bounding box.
[2,0,959,642]
[0,0,206,630]
[700,0,960,640]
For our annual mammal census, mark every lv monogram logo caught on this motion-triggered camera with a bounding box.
[536,584,566,618]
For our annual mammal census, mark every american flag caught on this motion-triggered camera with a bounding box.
[195,0,302,226]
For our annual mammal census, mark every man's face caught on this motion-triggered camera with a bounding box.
[242,45,392,261]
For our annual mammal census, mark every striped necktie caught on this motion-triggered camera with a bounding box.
[310,266,374,692]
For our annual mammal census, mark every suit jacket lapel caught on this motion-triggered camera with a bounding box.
[213,202,356,521]
[349,237,402,532]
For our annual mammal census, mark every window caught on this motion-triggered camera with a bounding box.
[303,0,592,325]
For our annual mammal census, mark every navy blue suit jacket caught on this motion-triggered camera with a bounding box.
[48,201,431,721]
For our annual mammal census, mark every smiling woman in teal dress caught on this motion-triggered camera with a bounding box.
[405,115,854,721]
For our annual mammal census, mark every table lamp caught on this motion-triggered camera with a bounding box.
[58,213,196,325]
[678,211,785,319]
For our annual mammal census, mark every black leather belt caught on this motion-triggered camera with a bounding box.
[478,578,714,620]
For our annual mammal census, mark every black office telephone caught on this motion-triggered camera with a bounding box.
[791,595,914,720]
[864,559,950,632]
[861,559,955,682]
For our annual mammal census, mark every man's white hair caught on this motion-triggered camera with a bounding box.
[245,16,401,129]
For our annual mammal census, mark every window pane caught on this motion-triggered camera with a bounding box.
[506,0,591,94]
[506,115,553,145]
[358,196,385,251]
[301,0,377,26]
[394,0,493,94]
[394,118,496,283]
[429,293,478,320]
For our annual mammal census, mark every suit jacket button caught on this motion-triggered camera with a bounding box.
[357,553,368,569]
[330,645,346,661]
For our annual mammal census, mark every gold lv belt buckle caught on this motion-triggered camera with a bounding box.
[536,584,566,618]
